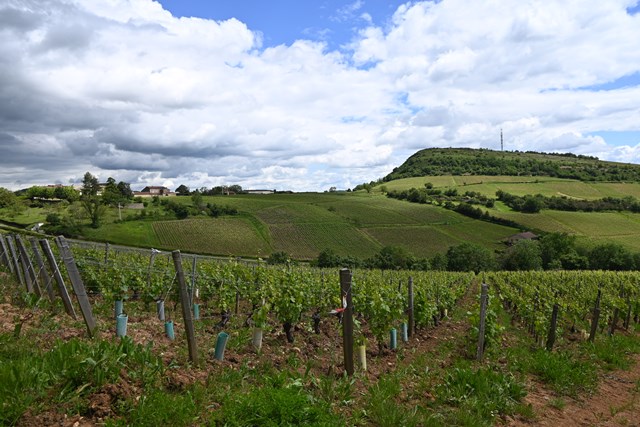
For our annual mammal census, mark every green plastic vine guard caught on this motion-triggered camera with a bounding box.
[215,332,229,361]
[116,313,128,337]
[252,327,263,351]
[357,345,367,371]
[165,320,175,340]
[157,300,165,321]
[115,300,124,319]
[389,328,397,350]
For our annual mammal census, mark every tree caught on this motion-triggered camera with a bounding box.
[102,177,121,205]
[117,181,133,199]
[81,172,100,196]
[315,248,340,268]
[559,250,589,270]
[175,184,190,196]
[53,186,80,202]
[588,243,634,270]
[228,184,243,194]
[539,232,576,269]
[501,240,543,271]
[521,196,543,213]
[0,187,18,208]
[370,246,415,270]
[173,204,189,219]
[430,252,448,270]
[447,243,496,273]
[80,172,106,228]
[191,191,204,210]
[267,251,291,265]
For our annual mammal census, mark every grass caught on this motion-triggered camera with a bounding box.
[0,335,164,425]
[436,364,528,425]
[216,383,343,426]
[83,219,161,248]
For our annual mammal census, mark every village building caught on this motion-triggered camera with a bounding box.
[133,186,175,197]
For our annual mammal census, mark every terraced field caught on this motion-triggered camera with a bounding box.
[493,209,640,250]
[152,217,270,256]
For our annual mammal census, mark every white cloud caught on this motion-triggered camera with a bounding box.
[0,0,639,192]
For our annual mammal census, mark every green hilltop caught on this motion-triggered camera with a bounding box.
[383,147,640,182]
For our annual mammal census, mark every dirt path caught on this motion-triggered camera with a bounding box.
[508,354,640,426]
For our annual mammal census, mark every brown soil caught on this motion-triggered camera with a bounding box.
[506,353,640,427]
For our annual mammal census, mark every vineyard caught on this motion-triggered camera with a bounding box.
[1,231,640,425]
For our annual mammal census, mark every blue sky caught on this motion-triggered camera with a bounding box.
[0,0,639,191]
[158,0,406,50]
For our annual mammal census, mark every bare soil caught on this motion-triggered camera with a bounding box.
[507,353,640,427]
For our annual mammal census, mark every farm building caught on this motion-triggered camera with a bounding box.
[246,189,275,195]
[505,231,538,245]
[134,186,175,197]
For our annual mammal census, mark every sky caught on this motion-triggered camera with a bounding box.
[1,0,640,192]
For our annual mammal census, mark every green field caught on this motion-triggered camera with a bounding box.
[383,175,640,200]
[79,192,519,259]
[152,217,271,257]
[82,220,161,248]
[7,173,640,258]
[492,209,640,250]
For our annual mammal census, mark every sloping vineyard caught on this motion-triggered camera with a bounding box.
[483,270,640,347]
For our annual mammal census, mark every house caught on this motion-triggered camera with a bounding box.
[246,189,275,195]
[505,232,538,246]
[133,186,175,197]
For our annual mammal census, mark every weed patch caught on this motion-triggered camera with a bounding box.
[436,365,527,425]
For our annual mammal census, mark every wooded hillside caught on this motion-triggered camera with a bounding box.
[384,148,640,182]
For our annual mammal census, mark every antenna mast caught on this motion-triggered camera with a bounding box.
[500,128,504,152]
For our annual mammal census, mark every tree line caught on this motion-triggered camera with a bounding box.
[302,232,640,272]
[496,190,640,214]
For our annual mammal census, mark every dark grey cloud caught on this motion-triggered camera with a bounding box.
[0,5,43,32]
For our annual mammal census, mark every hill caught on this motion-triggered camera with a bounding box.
[383,148,640,182]
[5,148,640,260]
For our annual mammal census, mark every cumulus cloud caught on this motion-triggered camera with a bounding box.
[0,0,639,192]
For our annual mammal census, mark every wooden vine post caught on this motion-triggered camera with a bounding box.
[56,236,96,336]
[340,268,354,376]
[190,256,197,306]
[476,283,489,361]
[39,239,76,319]
[0,234,14,273]
[172,250,199,365]
[589,289,602,343]
[407,276,415,338]
[29,237,56,302]
[6,235,26,290]
[624,295,632,330]
[545,303,559,351]
[14,234,39,295]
